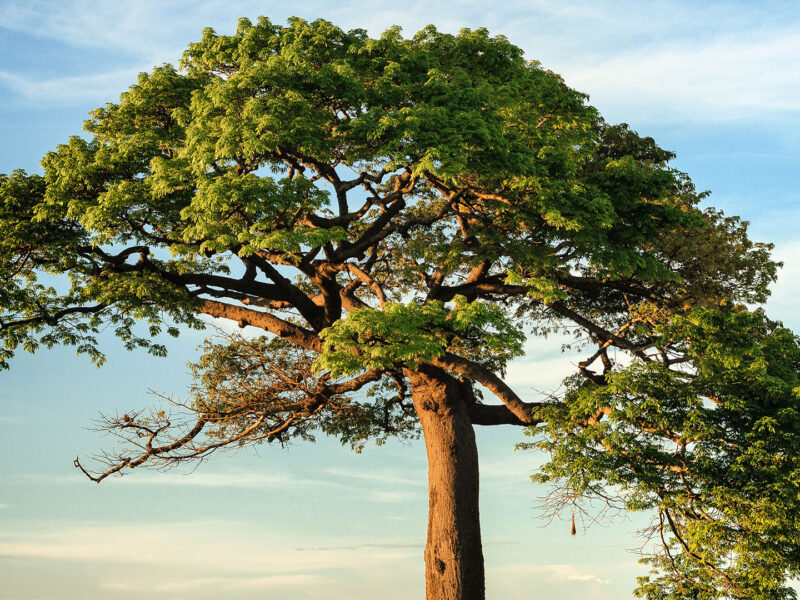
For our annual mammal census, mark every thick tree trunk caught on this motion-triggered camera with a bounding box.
[407,365,485,600]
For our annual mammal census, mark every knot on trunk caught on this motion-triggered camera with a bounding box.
[436,558,447,574]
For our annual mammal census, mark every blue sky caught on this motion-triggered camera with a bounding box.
[0,1,799,598]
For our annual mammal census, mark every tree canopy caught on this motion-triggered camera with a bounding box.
[1,16,798,600]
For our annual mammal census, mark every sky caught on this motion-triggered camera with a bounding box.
[0,1,799,598]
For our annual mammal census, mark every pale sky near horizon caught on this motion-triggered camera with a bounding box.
[1,1,799,599]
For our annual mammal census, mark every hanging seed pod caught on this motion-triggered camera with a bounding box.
[570,511,577,536]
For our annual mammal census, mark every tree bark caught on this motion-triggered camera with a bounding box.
[407,365,485,600]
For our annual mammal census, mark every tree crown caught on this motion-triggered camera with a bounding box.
[1,16,795,599]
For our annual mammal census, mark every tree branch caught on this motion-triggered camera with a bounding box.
[428,353,541,425]
[467,403,535,426]
[199,300,322,352]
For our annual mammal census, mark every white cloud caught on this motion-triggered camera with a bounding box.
[0,67,158,107]
[2,0,797,124]
[323,466,423,487]
[560,30,800,123]
[490,562,612,585]
[764,239,800,330]
[106,470,298,488]
[0,522,417,571]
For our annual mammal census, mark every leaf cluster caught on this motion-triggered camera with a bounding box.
[527,307,800,599]
[316,295,525,376]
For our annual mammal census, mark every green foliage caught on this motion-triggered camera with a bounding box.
[0,169,201,369]
[318,373,421,453]
[654,206,778,308]
[316,296,525,376]
[176,172,345,256]
[0,16,773,369]
[526,307,800,599]
[0,16,792,595]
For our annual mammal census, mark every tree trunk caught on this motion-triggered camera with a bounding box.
[407,365,485,600]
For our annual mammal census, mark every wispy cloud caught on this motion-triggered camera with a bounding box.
[1,1,206,58]
[323,466,423,487]
[0,522,416,571]
[490,562,612,585]
[98,573,323,593]
[479,453,541,481]
[106,470,299,488]
[0,67,148,107]
[2,0,798,125]
[0,522,423,599]
[502,354,576,398]
[370,489,420,503]
[541,564,612,584]
[320,466,425,503]
[563,30,800,123]
[295,541,422,551]
[12,469,305,489]
[765,239,800,330]
[14,464,428,504]
[110,466,427,498]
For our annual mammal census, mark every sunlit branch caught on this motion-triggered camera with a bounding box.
[428,353,541,425]
[199,299,323,352]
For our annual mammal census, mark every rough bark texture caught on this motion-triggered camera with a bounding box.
[407,365,485,600]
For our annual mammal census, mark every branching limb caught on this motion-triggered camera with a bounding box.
[428,352,541,425]
[549,301,648,357]
[467,403,536,426]
[346,264,386,307]
[0,303,107,331]
[74,337,388,483]
[199,299,323,352]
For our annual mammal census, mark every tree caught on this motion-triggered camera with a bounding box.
[1,16,798,600]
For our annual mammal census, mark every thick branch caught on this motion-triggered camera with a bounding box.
[325,369,384,394]
[467,403,534,426]
[428,277,528,302]
[346,264,387,307]
[249,254,324,329]
[428,353,541,425]
[78,244,326,331]
[200,300,322,352]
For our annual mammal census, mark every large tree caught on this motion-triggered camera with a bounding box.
[1,16,799,600]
